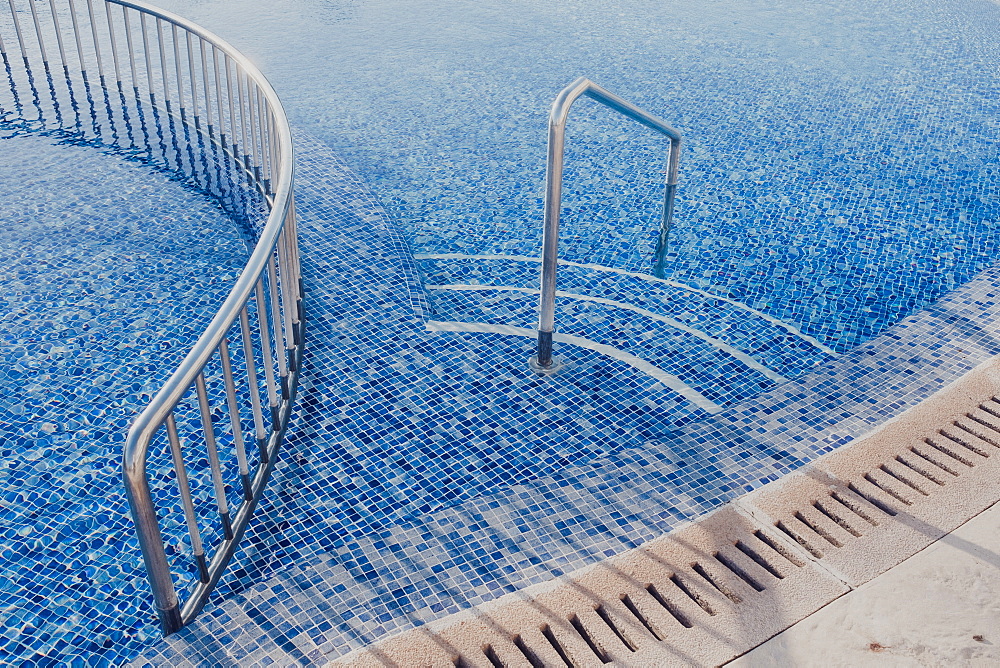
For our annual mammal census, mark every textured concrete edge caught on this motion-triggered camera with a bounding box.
[331,354,1000,667]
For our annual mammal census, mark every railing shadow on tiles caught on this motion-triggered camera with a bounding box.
[0,0,303,634]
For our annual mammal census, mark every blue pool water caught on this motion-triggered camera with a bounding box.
[2,0,1000,664]
[159,0,1000,350]
[0,130,250,662]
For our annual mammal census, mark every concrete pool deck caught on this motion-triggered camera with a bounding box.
[731,498,1000,667]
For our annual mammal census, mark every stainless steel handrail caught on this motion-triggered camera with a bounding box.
[0,0,303,635]
[531,77,681,371]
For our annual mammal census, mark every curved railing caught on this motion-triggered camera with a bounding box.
[0,0,303,634]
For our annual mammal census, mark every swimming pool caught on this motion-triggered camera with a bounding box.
[3,0,1000,663]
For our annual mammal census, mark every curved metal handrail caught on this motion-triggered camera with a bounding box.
[114,1,302,635]
[531,77,681,371]
[0,0,303,635]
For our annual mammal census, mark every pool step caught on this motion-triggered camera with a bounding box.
[417,255,836,382]
[428,288,779,408]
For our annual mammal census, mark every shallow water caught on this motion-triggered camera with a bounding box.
[0,130,248,662]
[157,0,1000,350]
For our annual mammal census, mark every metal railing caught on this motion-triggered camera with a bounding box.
[0,0,303,635]
[530,77,681,372]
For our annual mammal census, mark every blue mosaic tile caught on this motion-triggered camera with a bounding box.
[134,137,1000,664]
[4,0,1000,664]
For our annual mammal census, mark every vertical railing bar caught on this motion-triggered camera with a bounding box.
[223,51,236,155]
[154,17,167,102]
[278,226,299,354]
[218,336,252,501]
[121,5,136,85]
[254,277,281,428]
[211,42,224,140]
[266,253,289,397]
[277,229,296,360]
[139,12,152,95]
[244,75,257,170]
[165,412,210,584]
[258,87,268,188]
[170,22,183,111]
[288,196,304,303]
[6,0,29,63]
[103,0,121,83]
[106,0,135,147]
[25,0,49,66]
[209,44,226,138]
[45,0,67,70]
[234,61,249,168]
[239,305,268,462]
[194,371,234,541]
[185,30,197,122]
[83,0,103,80]
[286,208,303,347]
[198,36,210,131]
[27,0,64,127]
[259,91,272,189]
[65,0,85,70]
[45,0,78,131]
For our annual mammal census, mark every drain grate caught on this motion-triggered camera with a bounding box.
[335,508,847,667]
[335,360,1000,667]
[744,361,1000,588]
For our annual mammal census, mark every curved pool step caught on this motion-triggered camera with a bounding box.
[427,286,779,408]
[416,254,837,380]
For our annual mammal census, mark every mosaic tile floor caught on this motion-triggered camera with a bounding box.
[157,0,1000,353]
[3,0,1000,663]
[132,131,1000,665]
[0,130,250,664]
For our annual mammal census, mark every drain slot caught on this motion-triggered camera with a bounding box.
[847,481,898,516]
[621,593,666,639]
[926,437,975,467]
[776,520,823,557]
[691,562,742,603]
[980,398,1000,419]
[482,644,505,668]
[940,429,989,458]
[540,625,575,668]
[956,419,1000,449]
[735,540,785,578]
[595,604,637,652]
[512,635,545,668]
[878,464,928,496]
[894,454,944,486]
[909,445,959,477]
[830,490,879,525]
[794,511,844,547]
[813,500,862,537]
[714,552,765,592]
[669,573,715,615]
[863,472,912,506]
[753,529,806,567]
[965,411,1000,442]
[569,615,611,664]
[645,583,694,628]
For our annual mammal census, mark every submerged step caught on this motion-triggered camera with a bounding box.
[427,284,780,408]
[416,255,836,380]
